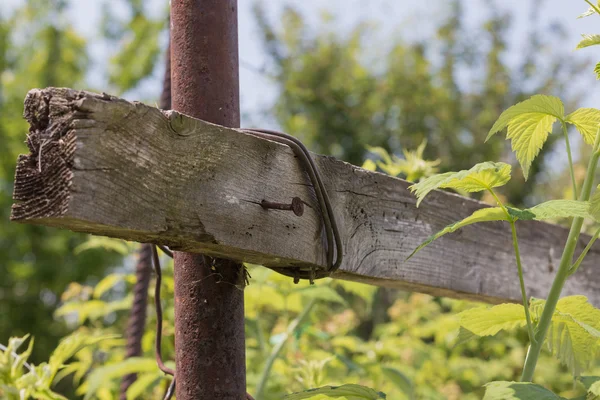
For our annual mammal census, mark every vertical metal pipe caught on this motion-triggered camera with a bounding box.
[170,1,246,399]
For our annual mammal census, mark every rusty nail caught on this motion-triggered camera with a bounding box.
[261,197,304,216]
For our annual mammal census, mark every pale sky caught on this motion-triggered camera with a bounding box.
[6,0,600,126]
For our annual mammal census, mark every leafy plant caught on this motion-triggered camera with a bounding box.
[0,331,117,400]
[407,2,600,397]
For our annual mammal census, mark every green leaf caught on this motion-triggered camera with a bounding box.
[577,34,600,49]
[523,200,592,221]
[49,332,119,380]
[483,381,563,400]
[284,384,386,399]
[486,95,564,179]
[531,296,600,375]
[361,159,377,172]
[83,358,161,400]
[93,273,126,299]
[595,62,600,80]
[578,7,596,19]
[453,327,478,347]
[380,366,412,397]
[505,200,591,222]
[74,236,130,255]
[407,207,509,259]
[588,381,600,399]
[409,162,511,206]
[458,304,527,336]
[565,108,600,145]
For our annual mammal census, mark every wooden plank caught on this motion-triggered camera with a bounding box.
[12,87,600,305]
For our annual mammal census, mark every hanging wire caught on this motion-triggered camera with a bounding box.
[152,245,256,400]
[151,245,176,400]
[242,128,343,282]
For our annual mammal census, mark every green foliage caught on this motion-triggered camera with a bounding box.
[100,0,166,94]
[483,382,565,400]
[577,34,600,49]
[81,357,167,400]
[531,296,600,376]
[0,331,117,400]
[409,162,511,207]
[458,304,527,337]
[363,142,440,182]
[510,200,593,221]
[3,0,600,399]
[565,108,600,145]
[255,0,585,205]
[456,295,600,380]
[486,95,564,180]
[284,384,386,399]
[579,376,600,397]
[0,0,123,370]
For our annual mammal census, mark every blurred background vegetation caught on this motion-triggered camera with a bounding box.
[1,0,599,398]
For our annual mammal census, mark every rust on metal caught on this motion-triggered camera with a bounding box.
[171,0,246,399]
[261,197,305,216]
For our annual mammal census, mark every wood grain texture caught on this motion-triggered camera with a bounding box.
[12,87,600,305]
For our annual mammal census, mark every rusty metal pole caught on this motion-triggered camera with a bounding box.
[170,1,246,399]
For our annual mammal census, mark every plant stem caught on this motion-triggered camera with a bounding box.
[255,298,316,399]
[521,127,600,382]
[510,221,535,344]
[585,0,600,16]
[561,120,578,199]
[568,226,600,277]
[488,188,535,342]
[488,188,509,215]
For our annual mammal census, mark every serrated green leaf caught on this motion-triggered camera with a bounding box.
[458,304,527,336]
[487,95,564,140]
[526,200,592,221]
[565,108,600,145]
[409,162,511,206]
[284,384,386,399]
[407,207,509,259]
[483,381,563,400]
[577,34,600,49]
[531,296,600,375]
[508,113,555,180]
[380,366,412,397]
[486,95,563,179]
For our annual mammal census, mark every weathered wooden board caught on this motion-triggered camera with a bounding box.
[11,87,600,305]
